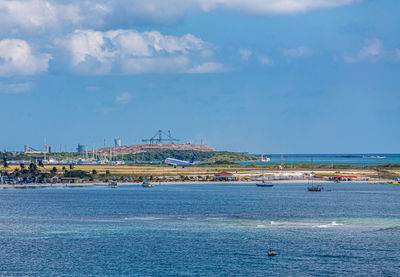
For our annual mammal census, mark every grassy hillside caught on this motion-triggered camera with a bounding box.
[117,150,254,162]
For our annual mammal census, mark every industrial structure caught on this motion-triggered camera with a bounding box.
[44,145,51,153]
[142,130,180,144]
[24,144,46,153]
[77,144,86,153]
[114,138,122,147]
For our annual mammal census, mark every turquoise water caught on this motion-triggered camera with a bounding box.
[0,183,399,276]
[241,154,400,166]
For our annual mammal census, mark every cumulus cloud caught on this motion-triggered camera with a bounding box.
[58,29,226,74]
[0,81,34,93]
[0,39,51,76]
[115,92,133,104]
[0,0,81,32]
[283,47,315,58]
[0,0,363,33]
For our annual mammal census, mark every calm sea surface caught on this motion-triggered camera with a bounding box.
[241,154,400,166]
[1,183,399,276]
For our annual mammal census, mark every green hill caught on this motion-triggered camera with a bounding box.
[117,150,253,162]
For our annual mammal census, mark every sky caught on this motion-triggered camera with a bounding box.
[0,0,399,154]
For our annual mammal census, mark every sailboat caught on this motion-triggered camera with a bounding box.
[307,167,322,191]
[256,166,274,187]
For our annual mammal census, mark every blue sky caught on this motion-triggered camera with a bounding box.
[0,0,399,153]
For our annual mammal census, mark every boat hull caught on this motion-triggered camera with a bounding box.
[142,184,154,188]
[256,183,274,187]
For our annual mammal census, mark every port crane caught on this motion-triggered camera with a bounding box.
[142,130,180,144]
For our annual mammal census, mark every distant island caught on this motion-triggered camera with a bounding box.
[1,143,254,163]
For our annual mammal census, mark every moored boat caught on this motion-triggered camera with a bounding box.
[256,167,274,187]
[142,180,154,188]
[256,181,274,187]
[307,185,322,192]
[109,181,118,188]
[307,165,323,191]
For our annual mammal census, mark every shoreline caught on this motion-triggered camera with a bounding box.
[0,179,395,189]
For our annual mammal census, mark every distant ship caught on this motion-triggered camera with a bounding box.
[365,156,386,159]
[260,153,270,162]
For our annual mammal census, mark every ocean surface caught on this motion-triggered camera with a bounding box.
[242,153,400,166]
[0,183,399,276]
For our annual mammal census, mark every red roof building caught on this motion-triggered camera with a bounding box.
[214,171,237,181]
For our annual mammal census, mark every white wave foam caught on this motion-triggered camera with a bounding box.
[314,221,344,228]
[123,216,164,221]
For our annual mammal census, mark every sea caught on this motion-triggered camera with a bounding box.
[0,183,399,276]
[242,153,400,166]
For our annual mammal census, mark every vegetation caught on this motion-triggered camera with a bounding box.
[117,150,254,162]
[2,157,8,168]
[63,170,91,179]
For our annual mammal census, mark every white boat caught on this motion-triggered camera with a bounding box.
[260,153,270,162]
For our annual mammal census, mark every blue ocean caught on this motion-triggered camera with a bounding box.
[1,183,399,276]
[243,154,400,166]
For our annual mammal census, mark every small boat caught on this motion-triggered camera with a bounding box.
[142,180,154,188]
[268,249,277,256]
[109,181,118,188]
[307,185,322,192]
[256,181,274,187]
[393,182,400,185]
[256,167,274,187]
[307,165,323,192]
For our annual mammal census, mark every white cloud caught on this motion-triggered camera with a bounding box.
[0,82,34,93]
[283,47,315,58]
[196,0,362,15]
[341,39,400,63]
[106,0,362,22]
[0,0,81,32]
[58,29,226,74]
[343,39,384,63]
[115,92,133,104]
[187,62,231,73]
[0,39,51,76]
[0,0,363,33]
[239,48,252,61]
[187,62,233,73]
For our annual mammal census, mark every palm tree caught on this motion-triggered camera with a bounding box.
[51,167,57,175]
[2,157,8,168]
